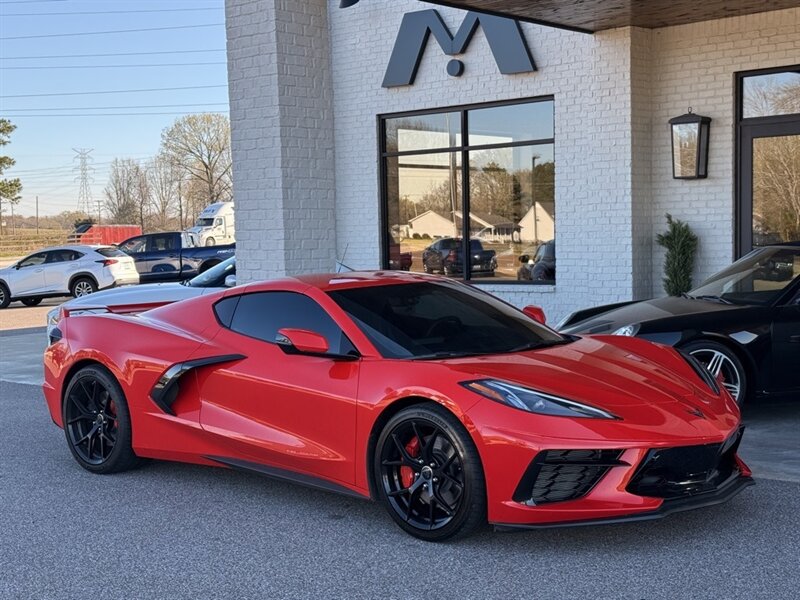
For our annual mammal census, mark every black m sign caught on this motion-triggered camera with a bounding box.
[382,10,536,88]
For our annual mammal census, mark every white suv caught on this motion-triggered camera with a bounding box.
[0,245,139,308]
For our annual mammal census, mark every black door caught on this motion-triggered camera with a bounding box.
[771,291,800,394]
[736,66,800,254]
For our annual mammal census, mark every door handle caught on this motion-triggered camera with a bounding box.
[34,268,44,273]
[789,335,800,343]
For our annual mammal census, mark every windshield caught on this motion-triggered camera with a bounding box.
[328,281,565,359]
[689,246,800,306]
[196,218,214,227]
[187,257,235,288]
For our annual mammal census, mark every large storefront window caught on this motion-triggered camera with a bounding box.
[381,98,555,284]
[737,66,800,252]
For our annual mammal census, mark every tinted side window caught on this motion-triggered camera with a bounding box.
[213,296,240,328]
[149,235,177,252]
[19,253,47,268]
[119,237,147,254]
[226,292,356,355]
[96,247,127,258]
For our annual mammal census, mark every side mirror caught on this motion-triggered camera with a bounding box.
[224,274,236,288]
[276,328,330,355]
[522,305,546,325]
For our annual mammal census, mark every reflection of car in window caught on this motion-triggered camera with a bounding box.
[421,238,496,276]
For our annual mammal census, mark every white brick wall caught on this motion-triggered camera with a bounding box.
[649,8,800,295]
[328,1,645,323]
[226,0,336,281]
[226,0,800,324]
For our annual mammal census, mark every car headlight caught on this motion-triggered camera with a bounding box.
[612,323,640,337]
[461,379,620,420]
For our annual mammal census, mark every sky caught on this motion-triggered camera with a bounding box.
[0,0,229,218]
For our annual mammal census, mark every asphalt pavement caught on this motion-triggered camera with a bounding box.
[1,328,800,598]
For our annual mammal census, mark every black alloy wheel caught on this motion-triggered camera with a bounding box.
[21,297,42,307]
[62,365,139,473]
[375,404,486,541]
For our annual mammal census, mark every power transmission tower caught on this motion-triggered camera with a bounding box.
[73,148,95,220]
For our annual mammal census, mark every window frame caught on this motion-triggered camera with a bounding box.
[378,95,555,285]
[214,290,358,355]
[734,64,800,257]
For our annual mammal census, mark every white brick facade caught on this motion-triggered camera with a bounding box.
[225,0,800,323]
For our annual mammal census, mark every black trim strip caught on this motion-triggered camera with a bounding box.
[149,354,246,415]
[495,475,754,531]
[206,456,369,500]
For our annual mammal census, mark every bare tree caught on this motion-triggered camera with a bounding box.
[104,159,141,225]
[147,155,180,231]
[160,113,233,206]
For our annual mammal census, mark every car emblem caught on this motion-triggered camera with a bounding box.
[687,407,706,419]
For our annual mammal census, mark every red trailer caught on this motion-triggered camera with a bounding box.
[68,224,142,246]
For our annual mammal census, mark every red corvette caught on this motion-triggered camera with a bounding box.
[43,272,753,541]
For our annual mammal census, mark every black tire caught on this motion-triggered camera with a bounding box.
[423,261,431,274]
[681,340,748,405]
[443,265,453,277]
[21,297,42,307]
[62,365,140,474]
[0,283,10,309]
[205,237,215,246]
[374,403,486,542]
[70,277,97,298]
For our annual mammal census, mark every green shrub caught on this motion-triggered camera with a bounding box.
[656,213,698,296]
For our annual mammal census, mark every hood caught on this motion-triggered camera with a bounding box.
[561,296,741,335]
[186,226,204,234]
[441,336,738,439]
[61,282,203,310]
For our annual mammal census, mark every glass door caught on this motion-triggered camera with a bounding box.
[737,66,800,253]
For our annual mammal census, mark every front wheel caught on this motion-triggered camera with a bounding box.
[70,277,97,298]
[205,237,215,246]
[21,297,42,307]
[62,365,140,474]
[0,283,10,309]
[374,404,486,541]
[682,340,748,405]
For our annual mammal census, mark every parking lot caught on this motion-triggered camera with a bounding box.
[1,317,799,598]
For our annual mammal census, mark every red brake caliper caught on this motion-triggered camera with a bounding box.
[400,436,420,488]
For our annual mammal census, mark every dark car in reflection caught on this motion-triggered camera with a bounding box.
[559,244,800,405]
[422,238,496,277]
[518,240,555,282]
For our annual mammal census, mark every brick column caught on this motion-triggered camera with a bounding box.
[225,0,336,282]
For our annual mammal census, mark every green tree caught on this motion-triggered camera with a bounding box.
[657,214,699,296]
[0,119,23,233]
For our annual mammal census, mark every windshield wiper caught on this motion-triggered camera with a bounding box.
[410,351,488,361]
[505,338,574,354]
[682,293,733,305]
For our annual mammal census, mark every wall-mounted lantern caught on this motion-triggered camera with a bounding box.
[669,108,711,179]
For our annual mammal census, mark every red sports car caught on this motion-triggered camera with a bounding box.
[43,272,753,541]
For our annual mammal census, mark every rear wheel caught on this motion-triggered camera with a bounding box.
[374,404,486,542]
[0,283,10,309]
[682,340,748,405]
[62,365,140,474]
[70,277,97,298]
[21,297,42,307]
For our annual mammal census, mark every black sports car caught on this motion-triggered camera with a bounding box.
[559,244,800,405]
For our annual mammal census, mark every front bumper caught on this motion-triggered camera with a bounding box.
[494,472,754,530]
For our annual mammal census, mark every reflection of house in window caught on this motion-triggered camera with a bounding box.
[518,203,555,243]
[406,209,520,242]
